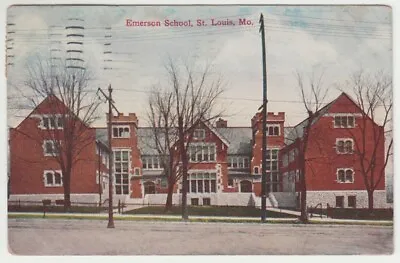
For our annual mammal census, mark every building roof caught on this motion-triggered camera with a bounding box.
[283,95,339,145]
[95,128,108,147]
[283,92,364,146]
[216,127,252,155]
[136,126,252,156]
[137,127,166,155]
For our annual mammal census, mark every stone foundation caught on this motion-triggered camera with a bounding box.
[304,190,391,209]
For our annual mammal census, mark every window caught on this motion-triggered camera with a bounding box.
[348,196,356,208]
[112,126,130,138]
[288,149,298,163]
[188,172,217,193]
[144,181,156,195]
[337,168,354,183]
[43,170,63,187]
[43,140,59,156]
[203,198,211,206]
[142,156,162,170]
[228,179,234,187]
[189,144,216,162]
[193,129,205,139]
[266,124,280,136]
[228,156,250,169]
[114,149,130,195]
[336,139,353,154]
[41,115,64,129]
[336,196,344,208]
[191,198,199,206]
[240,180,252,193]
[334,115,355,128]
[281,153,288,167]
[254,166,259,174]
[134,168,140,176]
[160,178,168,188]
[266,149,280,193]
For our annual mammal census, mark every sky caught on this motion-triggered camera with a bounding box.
[1,1,398,260]
[5,4,392,129]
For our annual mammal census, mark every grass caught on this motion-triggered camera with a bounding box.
[8,213,393,226]
[8,205,107,214]
[308,208,393,220]
[123,205,298,218]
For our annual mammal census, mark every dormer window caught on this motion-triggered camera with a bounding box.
[193,129,205,139]
[112,125,130,138]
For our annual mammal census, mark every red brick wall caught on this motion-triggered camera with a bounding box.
[109,113,143,198]
[10,98,100,196]
[280,94,386,193]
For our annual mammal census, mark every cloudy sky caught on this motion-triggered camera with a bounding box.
[6,4,392,129]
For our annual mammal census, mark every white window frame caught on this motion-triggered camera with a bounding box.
[228,156,250,168]
[40,114,64,130]
[188,172,217,193]
[336,138,354,154]
[43,170,63,187]
[193,129,206,140]
[189,143,216,163]
[43,140,60,156]
[266,124,280,136]
[134,167,140,176]
[253,166,259,174]
[142,156,163,170]
[112,125,130,138]
[333,114,356,128]
[227,178,234,188]
[113,149,131,195]
[336,168,354,183]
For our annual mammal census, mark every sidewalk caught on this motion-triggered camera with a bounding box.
[7,212,393,226]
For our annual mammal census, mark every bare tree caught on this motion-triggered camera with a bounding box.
[146,57,224,217]
[294,70,328,222]
[10,54,100,210]
[345,70,392,212]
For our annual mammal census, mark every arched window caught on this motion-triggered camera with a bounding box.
[240,180,252,193]
[254,167,259,174]
[345,140,353,153]
[337,140,344,153]
[144,181,156,195]
[338,169,345,182]
[345,170,354,183]
[273,126,279,136]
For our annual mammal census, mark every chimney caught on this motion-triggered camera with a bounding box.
[216,118,227,128]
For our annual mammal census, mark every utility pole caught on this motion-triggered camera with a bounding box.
[97,84,120,228]
[259,13,268,223]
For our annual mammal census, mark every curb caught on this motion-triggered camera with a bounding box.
[7,213,393,226]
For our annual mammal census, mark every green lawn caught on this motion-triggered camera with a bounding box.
[308,208,393,220]
[124,205,298,218]
[8,205,107,214]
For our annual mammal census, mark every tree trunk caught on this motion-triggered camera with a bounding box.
[165,181,174,212]
[300,186,308,222]
[178,117,189,220]
[63,171,71,212]
[367,189,374,214]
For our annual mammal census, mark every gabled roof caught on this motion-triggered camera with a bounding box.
[216,127,252,155]
[14,94,89,130]
[95,128,108,147]
[284,92,347,145]
[201,120,230,147]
